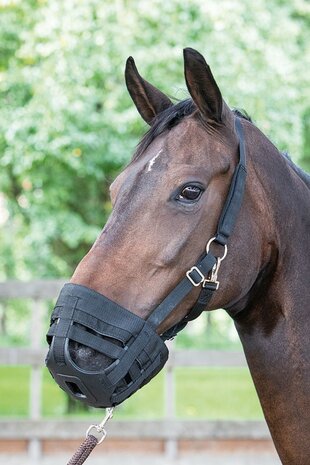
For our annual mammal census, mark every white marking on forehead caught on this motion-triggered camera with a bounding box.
[146,149,162,172]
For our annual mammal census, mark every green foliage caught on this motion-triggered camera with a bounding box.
[176,310,242,350]
[0,0,309,278]
[0,299,32,345]
[300,108,310,171]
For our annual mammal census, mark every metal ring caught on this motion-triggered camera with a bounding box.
[206,237,228,262]
[86,425,107,445]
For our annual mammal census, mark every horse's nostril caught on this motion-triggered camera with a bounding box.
[69,341,115,371]
[68,323,125,372]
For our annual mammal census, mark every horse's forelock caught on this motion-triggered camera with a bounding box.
[133,99,196,161]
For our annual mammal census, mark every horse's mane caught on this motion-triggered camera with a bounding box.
[281,151,310,188]
[132,99,309,188]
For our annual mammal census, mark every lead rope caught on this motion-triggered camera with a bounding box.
[67,408,114,465]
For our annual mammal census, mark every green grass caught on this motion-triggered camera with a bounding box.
[175,367,263,419]
[0,366,263,419]
[0,367,30,416]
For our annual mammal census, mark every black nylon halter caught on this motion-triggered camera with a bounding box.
[159,116,247,339]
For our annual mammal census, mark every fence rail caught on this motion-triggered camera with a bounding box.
[0,280,271,459]
[0,279,66,299]
[0,346,247,367]
[0,419,270,440]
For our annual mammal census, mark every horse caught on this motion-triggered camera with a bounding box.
[46,48,310,465]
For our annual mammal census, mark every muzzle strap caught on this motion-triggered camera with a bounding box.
[69,326,123,359]
[51,296,78,366]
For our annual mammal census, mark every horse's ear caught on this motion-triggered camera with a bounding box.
[183,48,223,124]
[125,57,173,125]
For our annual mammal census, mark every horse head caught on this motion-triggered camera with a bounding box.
[46,49,269,407]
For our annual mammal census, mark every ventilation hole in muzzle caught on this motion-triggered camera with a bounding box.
[65,381,86,399]
[124,373,133,386]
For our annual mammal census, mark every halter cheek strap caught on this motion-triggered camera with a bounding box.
[215,117,247,245]
[157,117,247,340]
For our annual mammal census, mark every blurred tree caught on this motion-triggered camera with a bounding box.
[300,108,310,172]
[0,0,309,279]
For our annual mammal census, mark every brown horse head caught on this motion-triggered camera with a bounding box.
[58,48,271,395]
[71,49,264,335]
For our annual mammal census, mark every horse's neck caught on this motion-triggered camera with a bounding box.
[234,128,310,465]
[235,274,310,464]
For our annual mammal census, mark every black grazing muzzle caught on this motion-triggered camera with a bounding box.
[46,250,219,408]
[46,117,246,409]
[46,283,169,407]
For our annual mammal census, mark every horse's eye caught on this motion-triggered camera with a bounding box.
[177,185,203,202]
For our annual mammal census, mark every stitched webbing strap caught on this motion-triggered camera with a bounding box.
[215,117,247,246]
[185,285,216,321]
[162,284,216,340]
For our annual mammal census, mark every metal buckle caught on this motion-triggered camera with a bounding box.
[86,407,114,444]
[186,266,205,287]
[186,238,228,289]
[203,258,221,290]
[204,237,228,290]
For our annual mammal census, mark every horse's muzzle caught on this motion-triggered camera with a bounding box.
[45,283,168,407]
